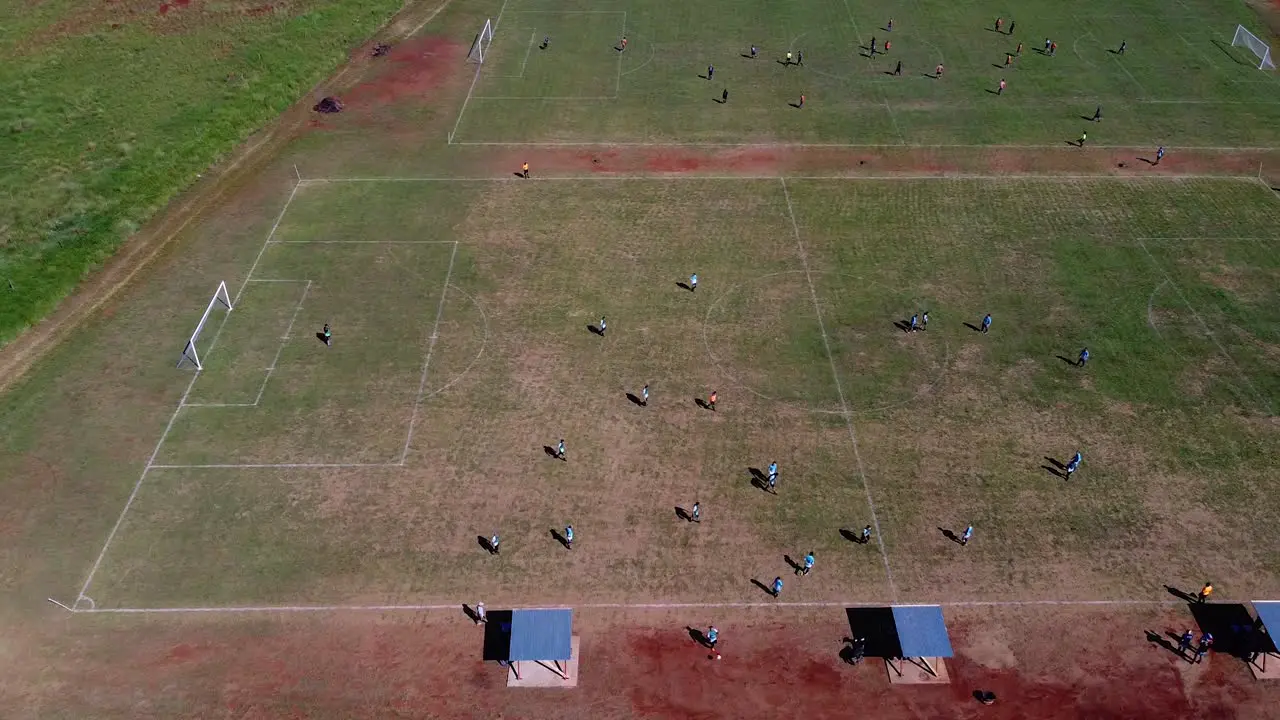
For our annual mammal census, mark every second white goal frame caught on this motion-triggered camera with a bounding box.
[1231,24,1276,70]
[468,18,495,64]
[177,281,233,370]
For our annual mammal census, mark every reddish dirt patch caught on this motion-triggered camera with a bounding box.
[482,145,1280,180]
[308,35,464,130]
[245,4,275,17]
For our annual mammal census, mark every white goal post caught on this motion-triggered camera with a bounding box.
[177,281,232,369]
[1231,24,1276,70]
[468,18,495,63]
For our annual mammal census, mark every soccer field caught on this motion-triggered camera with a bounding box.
[3,0,1280,714]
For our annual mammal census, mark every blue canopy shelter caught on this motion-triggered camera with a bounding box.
[508,608,574,680]
[890,605,954,677]
[1249,601,1280,673]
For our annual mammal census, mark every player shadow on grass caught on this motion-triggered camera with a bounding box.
[550,528,572,549]
[686,626,714,648]
[626,392,646,406]
[314,331,327,344]
[543,445,562,459]
[675,506,693,521]
[840,528,869,544]
[694,397,712,410]
[938,527,964,545]
[477,535,498,554]
[783,554,804,574]
[588,324,604,335]
[1056,354,1080,366]
[1144,629,1187,660]
[893,319,913,332]
[962,322,984,332]
[1042,457,1069,479]
[750,578,779,597]
[789,100,804,108]
[1164,585,1200,603]
[462,603,482,623]
[676,281,693,291]
[747,467,769,491]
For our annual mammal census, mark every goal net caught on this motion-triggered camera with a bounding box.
[468,18,495,63]
[177,281,232,369]
[1231,24,1276,70]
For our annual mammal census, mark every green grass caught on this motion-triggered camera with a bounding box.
[449,0,1280,145]
[0,0,405,345]
[40,176,1279,609]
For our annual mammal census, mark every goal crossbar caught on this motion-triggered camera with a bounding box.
[1231,24,1276,70]
[468,18,495,64]
[177,281,232,369]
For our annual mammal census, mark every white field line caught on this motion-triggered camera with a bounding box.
[447,65,483,143]
[518,31,535,78]
[470,95,617,100]
[1107,47,1148,97]
[839,0,863,46]
[399,241,459,464]
[266,239,459,244]
[71,181,303,608]
[58,598,1186,614]
[883,101,906,145]
[181,402,258,408]
[615,11,626,97]
[1135,238,1274,415]
[245,278,307,282]
[780,178,896,600]
[405,0,452,39]
[506,9,626,13]
[252,280,312,406]
[441,140,1280,150]
[1177,32,1224,71]
[492,0,509,30]
[299,174,1265,183]
[619,41,655,77]
[147,462,402,470]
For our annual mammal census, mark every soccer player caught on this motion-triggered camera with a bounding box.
[707,625,719,650]
[641,383,649,406]
[921,311,929,330]
[1050,41,1057,56]
[1005,53,1012,67]
[998,78,1006,95]
[557,438,566,460]
[599,315,607,336]
[1078,347,1089,366]
[708,390,717,411]
[750,45,758,59]
[542,36,550,49]
[690,273,698,291]
[995,17,1003,33]
[870,36,876,55]
[1016,41,1023,56]
[981,313,992,333]
[1044,38,1051,53]
[887,18,893,32]
[564,525,574,549]
[620,36,627,51]
[935,63,944,78]
[476,601,487,624]
[1198,581,1214,603]
[802,552,815,576]
[894,60,902,76]
[490,533,501,554]
[961,525,973,545]
[1065,452,1080,477]
[722,88,728,103]
[1078,131,1087,147]
[767,473,777,493]
[1196,633,1213,663]
[797,50,804,66]
[1178,630,1194,657]
[1009,20,1016,34]
[522,161,530,178]
[883,41,890,54]
[691,501,701,522]
[1093,105,1102,122]
[771,576,783,596]
[786,50,793,65]
[798,94,805,108]
[322,323,332,346]
[768,462,778,485]
[1118,40,1126,54]
[1155,146,1165,164]
[909,313,919,332]
[707,64,714,80]
[861,525,872,543]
